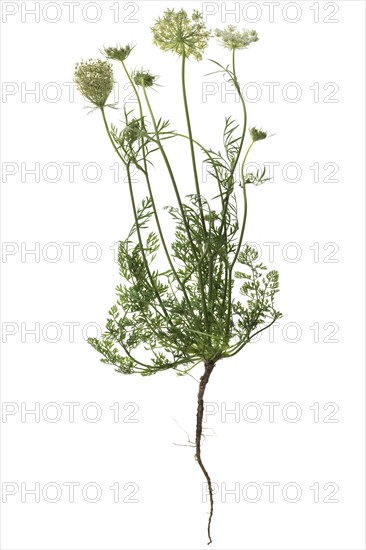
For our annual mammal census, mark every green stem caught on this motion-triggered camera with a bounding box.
[230,141,254,269]
[231,48,247,175]
[224,141,253,339]
[217,50,247,335]
[181,52,207,237]
[216,49,247,242]
[101,106,119,153]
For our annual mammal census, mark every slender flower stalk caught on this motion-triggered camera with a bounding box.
[181,51,208,237]
[74,10,282,546]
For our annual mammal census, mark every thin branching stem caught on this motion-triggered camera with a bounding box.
[216,50,247,241]
[146,130,225,209]
[119,341,200,371]
[101,107,171,322]
[141,84,210,331]
[226,317,278,358]
[231,142,254,268]
[225,142,254,338]
[120,61,195,311]
[125,161,172,321]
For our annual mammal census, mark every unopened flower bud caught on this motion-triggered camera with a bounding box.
[132,69,157,88]
[103,44,134,62]
[249,127,267,142]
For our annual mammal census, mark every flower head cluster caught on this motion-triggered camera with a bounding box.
[74,59,114,108]
[249,127,267,142]
[103,43,134,62]
[151,8,211,61]
[215,26,258,50]
[132,69,157,88]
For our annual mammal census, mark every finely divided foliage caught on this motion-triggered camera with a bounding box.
[74,9,282,545]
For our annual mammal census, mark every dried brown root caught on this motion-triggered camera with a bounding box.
[195,360,215,545]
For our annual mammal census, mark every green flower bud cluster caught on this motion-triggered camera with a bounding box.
[151,8,211,61]
[215,26,258,50]
[204,211,219,223]
[124,118,142,144]
[249,127,267,142]
[74,59,114,108]
[132,69,157,88]
[103,44,134,62]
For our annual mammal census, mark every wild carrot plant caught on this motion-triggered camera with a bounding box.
[75,8,282,544]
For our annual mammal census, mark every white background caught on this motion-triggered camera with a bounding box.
[1,1,365,549]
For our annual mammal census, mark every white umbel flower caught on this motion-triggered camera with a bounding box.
[215,26,258,50]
